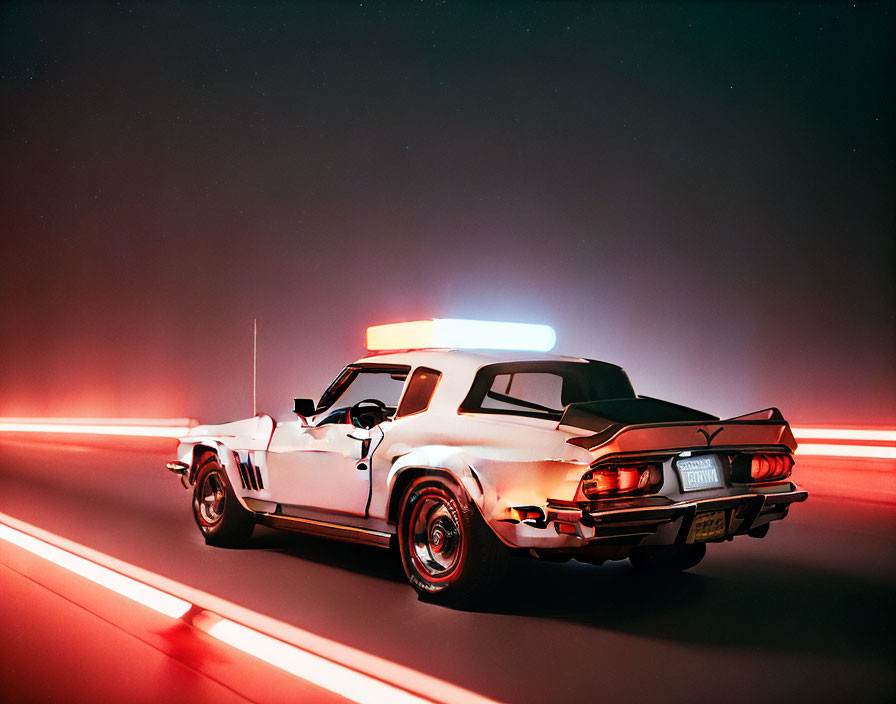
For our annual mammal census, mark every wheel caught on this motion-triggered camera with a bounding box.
[629,542,706,573]
[192,453,255,547]
[397,476,509,606]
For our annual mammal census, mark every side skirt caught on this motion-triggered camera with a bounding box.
[254,512,392,548]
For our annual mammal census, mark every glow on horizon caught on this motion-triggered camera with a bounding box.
[794,444,896,460]
[0,421,192,437]
[791,427,896,442]
[366,319,557,352]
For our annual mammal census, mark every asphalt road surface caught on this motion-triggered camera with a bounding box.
[1,435,893,704]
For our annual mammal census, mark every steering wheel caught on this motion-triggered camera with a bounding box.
[347,398,388,429]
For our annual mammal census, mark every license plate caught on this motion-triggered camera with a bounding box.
[690,510,727,542]
[676,454,724,492]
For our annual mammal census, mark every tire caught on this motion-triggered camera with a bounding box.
[192,453,255,547]
[397,476,508,606]
[629,542,706,573]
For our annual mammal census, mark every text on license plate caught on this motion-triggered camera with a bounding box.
[676,454,724,492]
[691,510,727,542]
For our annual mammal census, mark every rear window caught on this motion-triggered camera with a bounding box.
[480,372,565,414]
[460,361,635,419]
[396,367,441,417]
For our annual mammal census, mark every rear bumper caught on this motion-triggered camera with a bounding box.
[493,483,808,550]
[574,484,806,544]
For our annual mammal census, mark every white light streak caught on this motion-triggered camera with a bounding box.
[206,619,433,704]
[0,523,191,618]
[795,444,896,459]
[792,427,896,443]
[0,422,191,437]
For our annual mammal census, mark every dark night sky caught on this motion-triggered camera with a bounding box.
[1,1,893,425]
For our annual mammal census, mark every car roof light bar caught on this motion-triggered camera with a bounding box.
[366,319,556,352]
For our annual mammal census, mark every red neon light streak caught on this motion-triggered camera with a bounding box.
[2,419,894,459]
[0,513,501,704]
[0,523,191,618]
[205,618,431,704]
[791,427,896,443]
[794,444,896,459]
[0,419,192,437]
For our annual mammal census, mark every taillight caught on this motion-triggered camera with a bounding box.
[581,463,661,499]
[740,453,793,482]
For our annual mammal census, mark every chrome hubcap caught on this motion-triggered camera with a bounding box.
[410,496,461,577]
[199,471,226,524]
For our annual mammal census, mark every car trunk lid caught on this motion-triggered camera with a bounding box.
[560,399,796,454]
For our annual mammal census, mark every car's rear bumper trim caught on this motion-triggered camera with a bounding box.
[543,484,808,544]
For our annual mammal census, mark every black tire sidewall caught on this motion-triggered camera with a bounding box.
[192,456,254,546]
[397,475,508,604]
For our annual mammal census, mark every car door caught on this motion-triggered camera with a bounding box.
[264,364,409,517]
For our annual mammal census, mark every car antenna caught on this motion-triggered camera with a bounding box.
[253,318,257,416]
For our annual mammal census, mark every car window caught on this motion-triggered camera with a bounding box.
[396,367,441,417]
[480,373,564,414]
[460,361,636,419]
[327,369,408,411]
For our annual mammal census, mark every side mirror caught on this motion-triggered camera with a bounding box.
[293,398,316,417]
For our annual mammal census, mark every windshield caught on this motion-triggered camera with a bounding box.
[459,361,635,419]
[317,364,410,413]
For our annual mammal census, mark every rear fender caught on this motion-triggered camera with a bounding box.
[385,446,491,523]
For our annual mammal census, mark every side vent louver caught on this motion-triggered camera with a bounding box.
[235,455,264,491]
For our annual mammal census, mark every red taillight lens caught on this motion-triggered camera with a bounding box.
[747,453,792,481]
[593,470,619,493]
[582,463,661,499]
[751,456,767,479]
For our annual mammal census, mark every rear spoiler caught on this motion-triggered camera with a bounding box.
[561,400,795,454]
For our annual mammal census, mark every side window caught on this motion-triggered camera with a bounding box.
[396,367,441,418]
[480,372,564,414]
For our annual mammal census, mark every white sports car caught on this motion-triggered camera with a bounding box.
[168,320,807,604]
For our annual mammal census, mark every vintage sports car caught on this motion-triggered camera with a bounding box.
[167,319,807,604]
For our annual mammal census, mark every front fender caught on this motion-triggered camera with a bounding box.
[175,438,253,512]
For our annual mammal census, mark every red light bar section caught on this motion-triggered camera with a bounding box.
[366,319,556,352]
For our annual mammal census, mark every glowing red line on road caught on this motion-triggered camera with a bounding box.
[0,524,191,618]
[0,513,503,704]
[205,618,433,704]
